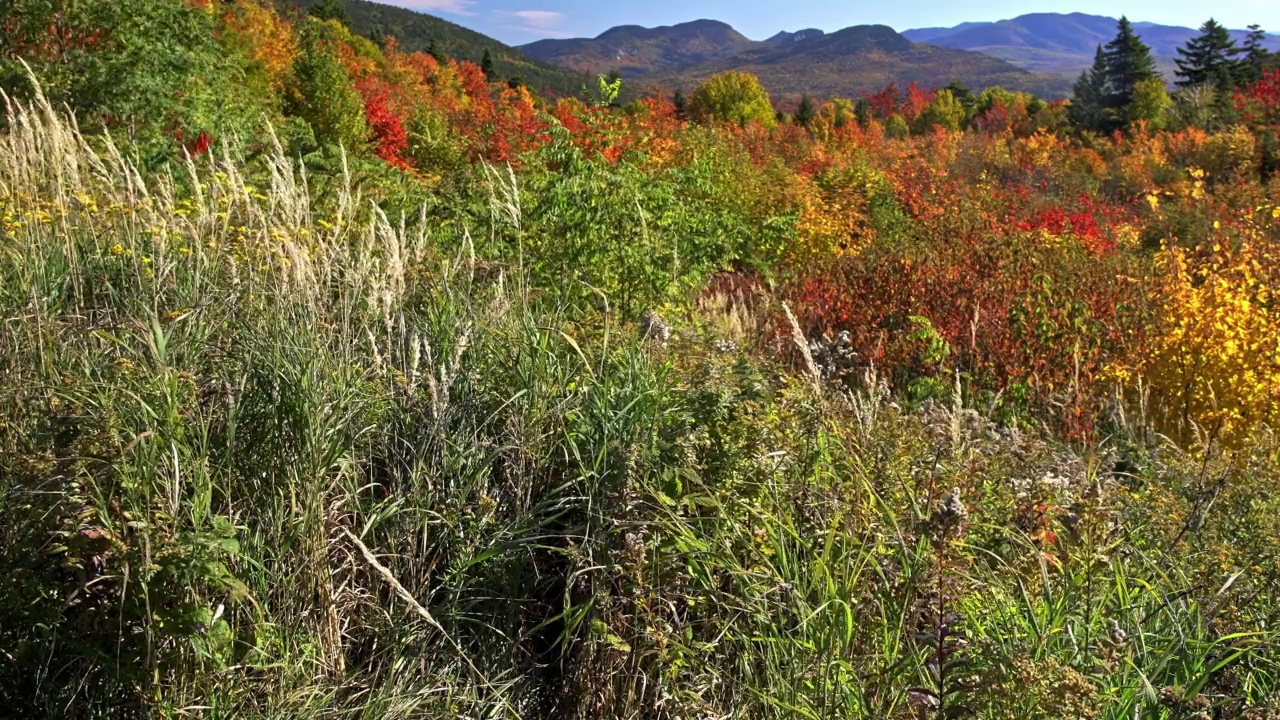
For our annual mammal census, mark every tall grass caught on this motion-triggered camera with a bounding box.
[0,85,665,717]
[2,89,1279,719]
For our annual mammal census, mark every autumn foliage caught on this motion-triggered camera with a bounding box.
[5,0,1279,447]
[10,5,1280,718]
[1235,68,1280,124]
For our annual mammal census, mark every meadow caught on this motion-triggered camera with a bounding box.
[2,2,1280,718]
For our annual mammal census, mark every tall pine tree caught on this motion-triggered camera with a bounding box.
[1102,17,1160,130]
[1069,45,1107,132]
[1175,19,1238,91]
[426,39,445,63]
[794,94,816,126]
[480,49,496,80]
[1235,25,1273,84]
[942,80,976,114]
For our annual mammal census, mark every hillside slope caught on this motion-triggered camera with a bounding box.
[296,0,592,96]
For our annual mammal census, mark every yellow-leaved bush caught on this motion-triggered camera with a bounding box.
[793,180,869,262]
[1124,239,1280,446]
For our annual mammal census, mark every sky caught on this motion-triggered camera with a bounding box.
[388,0,1280,45]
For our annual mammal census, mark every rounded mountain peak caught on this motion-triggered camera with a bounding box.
[597,19,745,42]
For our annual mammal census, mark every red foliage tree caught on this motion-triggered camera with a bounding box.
[902,82,935,123]
[356,76,410,169]
[1235,68,1280,125]
[866,83,901,119]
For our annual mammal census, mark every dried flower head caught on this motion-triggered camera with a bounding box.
[639,309,671,346]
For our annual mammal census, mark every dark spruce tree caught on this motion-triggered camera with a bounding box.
[794,94,816,126]
[942,79,976,114]
[480,49,496,80]
[308,0,350,27]
[427,39,446,63]
[1101,17,1160,130]
[1175,19,1238,90]
[672,89,688,119]
[853,98,872,128]
[1235,25,1273,84]
[1069,45,1107,133]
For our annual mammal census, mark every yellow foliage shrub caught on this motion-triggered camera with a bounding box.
[1199,126,1258,181]
[793,181,868,262]
[1122,240,1280,445]
[1013,131,1066,170]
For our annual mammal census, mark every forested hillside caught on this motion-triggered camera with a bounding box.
[296,0,594,96]
[3,2,1280,719]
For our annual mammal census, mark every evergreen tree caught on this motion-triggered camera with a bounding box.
[288,22,367,150]
[1101,17,1160,129]
[794,94,816,126]
[1069,45,1107,132]
[308,0,349,27]
[672,89,688,119]
[480,49,496,80]
[942,79,976,116]
[1175,19,1238,90]
[427,39,445,63]
[1235,25,1273,84]
[853,98,872,128]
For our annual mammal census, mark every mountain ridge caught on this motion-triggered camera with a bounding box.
[521,22,1070,98]
[903,13,1280,78]
[521,19,756,78]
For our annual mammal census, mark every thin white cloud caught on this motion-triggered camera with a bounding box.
[497,9,571,37]
[396,0,477,16]
[512,10,564,28]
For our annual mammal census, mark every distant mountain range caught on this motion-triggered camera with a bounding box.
[297,3,1280,103]
[903,13,1280,78]
[521,21,1071,99]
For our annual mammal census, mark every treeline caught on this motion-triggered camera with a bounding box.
[4,0,1277,169]
[735,17,1279,137]
[0,0,610,167]
[1069,17,1278,133]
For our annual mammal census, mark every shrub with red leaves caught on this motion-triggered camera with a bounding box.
[357,77,410,169]
[788,233,1146,441]
[1235,68,1280,125]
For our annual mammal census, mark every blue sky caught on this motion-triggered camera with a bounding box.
[388,1,1280,45]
